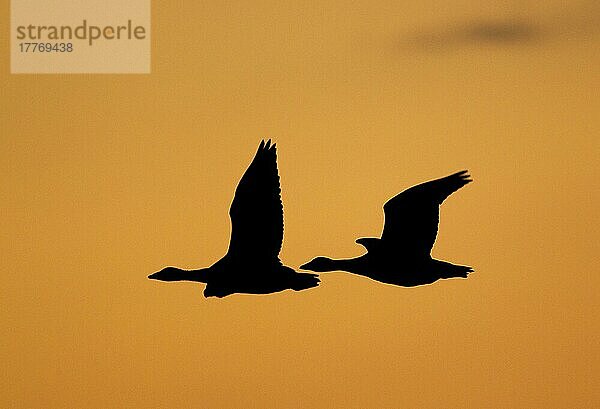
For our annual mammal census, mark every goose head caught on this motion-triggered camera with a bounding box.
[300,256,337,272]
[148,266,187,281]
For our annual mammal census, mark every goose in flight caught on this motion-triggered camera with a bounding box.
[300,171,473,287]
[149,140,319,297]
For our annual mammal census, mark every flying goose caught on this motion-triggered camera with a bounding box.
[300,171,473,287]
[149,140,319,297]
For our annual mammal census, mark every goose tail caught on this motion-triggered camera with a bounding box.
[291,273,320,291]
[432,260,474,279]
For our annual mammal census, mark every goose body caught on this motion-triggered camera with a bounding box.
[300,171,473,287]
[149,140,319,297]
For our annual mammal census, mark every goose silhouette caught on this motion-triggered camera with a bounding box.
[300,171,473,287]
[149,140,319,297]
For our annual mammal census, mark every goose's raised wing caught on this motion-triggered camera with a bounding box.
[227,140,284,262]
[381,170,472,256]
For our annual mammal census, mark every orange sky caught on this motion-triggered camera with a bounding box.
[2,1,599,407]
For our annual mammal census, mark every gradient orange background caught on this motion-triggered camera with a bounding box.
[2,1,599,408]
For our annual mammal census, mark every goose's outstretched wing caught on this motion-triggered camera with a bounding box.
[381,170,472,256]
[227,140,284,262]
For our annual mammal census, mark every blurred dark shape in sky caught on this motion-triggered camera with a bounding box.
[407,20,541,52]
[403,2,599,52]
[464,21,539,43]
